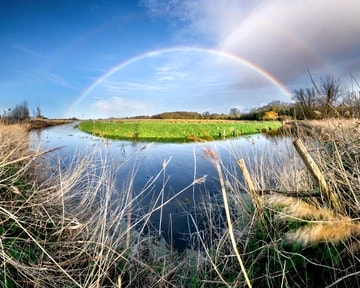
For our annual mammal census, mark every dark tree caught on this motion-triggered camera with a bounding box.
[293,87,318,119]
[319,75,341,116]
[229,107,241,119]
[307,70,342,117]
[343,91,360,118]
[202,111,211,119]
[36,106,42,118]
[9,100,30,120]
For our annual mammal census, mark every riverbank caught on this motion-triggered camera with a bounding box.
[0,117,75,130]
[28,118,75,129]
[79,119,282,142]
[1,119,360,287]
[280,118,359,139]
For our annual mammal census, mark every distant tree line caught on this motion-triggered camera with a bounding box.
[1,100,44,123]
[151,111,203,119]
[291,73,360,119]
[4,73,359,122]
[223,74,360,121]
[238,101,292,121]
[130,73,359,121]
[292,74,341,119]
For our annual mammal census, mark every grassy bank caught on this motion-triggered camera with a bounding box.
[1,117,75,130]
[28,118,75,129]
[79,119,282,142]
[1,119,360,287]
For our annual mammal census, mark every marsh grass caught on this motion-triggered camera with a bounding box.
[2,118,360,287]
[181,118,360,287]
[243,118,360,287]
[0,123,189,287]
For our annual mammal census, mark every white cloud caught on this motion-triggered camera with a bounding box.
[140,0,201,22]
[11,44,48,60]
[156,63,190,82]
[40,71,70,88]
[220,0,360,81]
[102,80,167,92]
[91,96,150,117]
[142,0,360,87]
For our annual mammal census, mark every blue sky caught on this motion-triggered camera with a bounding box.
[1,0,359,119]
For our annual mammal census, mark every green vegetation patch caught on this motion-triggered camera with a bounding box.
[79,119,282,142]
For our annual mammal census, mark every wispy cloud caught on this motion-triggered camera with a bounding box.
[11,44,48,60]
[220,0,360,82]
[39,71,71,88]
[142,0,360,87]
[101,80,168,93]
[140,0,201,22]
[91,96,150,117]
[155,63,190,82]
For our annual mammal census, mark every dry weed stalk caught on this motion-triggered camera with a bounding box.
[286,222,360,246]
[0,123,192,287]
[264,194,338,221]
[264,190,360,246]
[259,119,360,248]
[205,148,252,288]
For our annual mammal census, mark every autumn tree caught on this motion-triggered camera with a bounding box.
[261,110,279,121]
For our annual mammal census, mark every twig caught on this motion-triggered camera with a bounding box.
[261,189,320,197]
[0,147,61,168]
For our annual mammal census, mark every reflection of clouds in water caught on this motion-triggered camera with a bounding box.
[31,123,293,250]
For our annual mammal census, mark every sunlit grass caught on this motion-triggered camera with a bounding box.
[79,119,282,142]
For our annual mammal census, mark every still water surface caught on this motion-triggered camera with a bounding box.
[30,123,293,249]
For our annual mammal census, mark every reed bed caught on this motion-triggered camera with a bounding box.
[183,118,360,287]
[240,118,360,287]
[0,123,190,287]
[1,118,360,287]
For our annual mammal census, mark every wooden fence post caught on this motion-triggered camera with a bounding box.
[293,138,338,209]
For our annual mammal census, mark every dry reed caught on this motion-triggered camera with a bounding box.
[2,118,360,287]
[0,123,192,287]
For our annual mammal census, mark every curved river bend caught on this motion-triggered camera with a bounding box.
[30,123,293,250]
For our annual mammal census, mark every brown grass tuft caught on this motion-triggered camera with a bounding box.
[285,222,360,246]
[0,123,30,158]
[264,194,339,221]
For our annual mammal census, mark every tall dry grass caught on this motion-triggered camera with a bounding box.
[183,118,360,287]
[242,118,360,287]
[0,123,203,287]
[2,118,360,287]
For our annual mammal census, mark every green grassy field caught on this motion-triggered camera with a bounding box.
[79,119,282,142]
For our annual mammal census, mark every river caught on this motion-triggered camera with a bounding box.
[30,122,293,250]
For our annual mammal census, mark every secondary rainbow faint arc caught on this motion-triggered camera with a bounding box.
[66,46,292,116]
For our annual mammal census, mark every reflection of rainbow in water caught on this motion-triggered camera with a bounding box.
[65,46,293,117]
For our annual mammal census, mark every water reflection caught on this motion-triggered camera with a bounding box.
[30,123,293,250]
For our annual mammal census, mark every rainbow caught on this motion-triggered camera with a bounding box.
[65,46,293,117]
